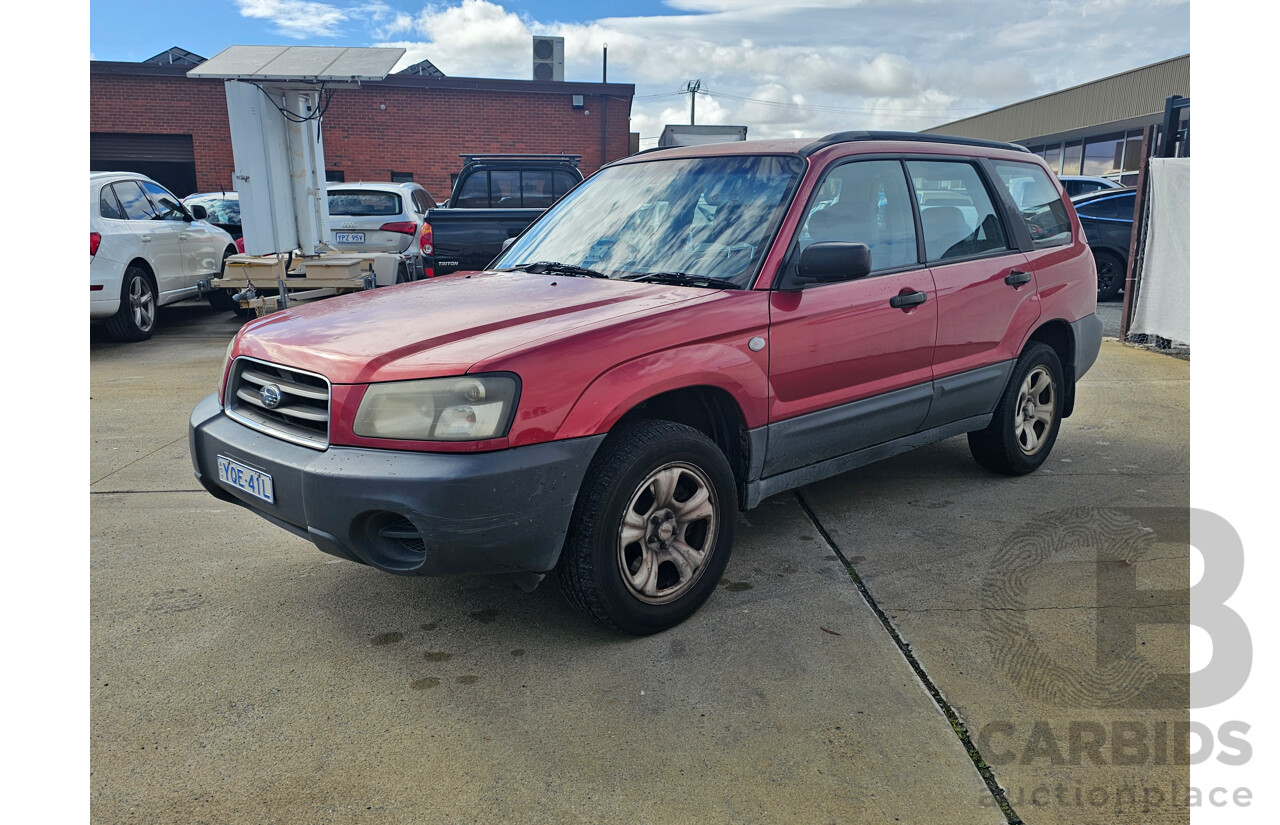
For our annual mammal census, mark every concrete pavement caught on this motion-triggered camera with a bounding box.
[91,304,1189,824]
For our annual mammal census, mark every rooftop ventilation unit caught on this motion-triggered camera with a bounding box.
[532,36,564,82]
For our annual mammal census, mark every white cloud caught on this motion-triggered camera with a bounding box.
[236,0,351,39]
[365,0,1188,146]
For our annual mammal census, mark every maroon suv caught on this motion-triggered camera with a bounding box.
[190,131,1102,634]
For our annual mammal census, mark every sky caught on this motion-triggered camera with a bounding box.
[88,0,1191,148]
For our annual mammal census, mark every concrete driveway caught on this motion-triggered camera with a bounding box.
[91,303,1189,825]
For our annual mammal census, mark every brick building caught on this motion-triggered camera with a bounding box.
[89,51,636,201]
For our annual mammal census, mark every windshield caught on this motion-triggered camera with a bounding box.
[492,155,805,287]
[186,196,240,225]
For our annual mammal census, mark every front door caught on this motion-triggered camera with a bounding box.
[764,159,937,478]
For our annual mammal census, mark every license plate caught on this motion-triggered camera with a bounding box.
[216,455,275,504]
[334,232,365,243]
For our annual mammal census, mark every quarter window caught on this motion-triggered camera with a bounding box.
[992,161,1073,249]
[906,160,1009,263]
[798,160,918,273]
[99,187,126,220]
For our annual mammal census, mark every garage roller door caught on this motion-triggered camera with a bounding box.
[91,133,197,197]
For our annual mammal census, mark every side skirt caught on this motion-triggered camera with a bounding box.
[743,414,991,509]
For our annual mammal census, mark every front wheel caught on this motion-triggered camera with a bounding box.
[557,420,737,634]
[968,342,1064,475]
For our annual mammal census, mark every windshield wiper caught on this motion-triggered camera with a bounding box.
[502,261,610,279]
[620,271,744,290]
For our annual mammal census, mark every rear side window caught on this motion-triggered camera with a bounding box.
[1075,193,1134,222]
[327,190,402,216]
[553,170,580,198]
[99,187,126,220]
[992,161,1073,249]
[113,181,158,221]
[799,160,918,273]
[453,173,489,208]
[907,160,1009,262]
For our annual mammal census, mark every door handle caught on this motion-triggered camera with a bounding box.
[1005,270,1032,287]
[178,233,190,240]
[139,236,151,242]
[889,290,928,309]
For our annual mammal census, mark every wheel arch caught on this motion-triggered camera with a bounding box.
[612,385,751,497]
[126,257,157,290]
[1025,319,1078,418]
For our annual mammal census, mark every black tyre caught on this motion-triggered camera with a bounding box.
[1094,249,1125,302]
[968,342,1064,476]
[104,266,157,342]
[207,247,248,315]
[557,419,737,634]
[395,262,411,284]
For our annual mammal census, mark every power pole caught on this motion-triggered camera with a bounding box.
[682,79,702,125]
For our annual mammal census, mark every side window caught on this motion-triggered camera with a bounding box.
[490,170,521,206]
[454,173,489,208]
[553,170,579,198]
[113,181,158,221]
[520,171,556,209]
[906,160,1009,262]
[992,161,1072,249]
[139,181,186,221]
[798,160,917,273]
[99,187,126,220]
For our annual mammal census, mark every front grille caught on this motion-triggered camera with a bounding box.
[225,357,331,449]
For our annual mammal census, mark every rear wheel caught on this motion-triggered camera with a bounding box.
[968,342,1064,475]
[104,266,156,342]
[557,420,737,634]
[1094,249,1125,302]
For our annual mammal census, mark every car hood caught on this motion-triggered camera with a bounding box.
[234,270,710,384]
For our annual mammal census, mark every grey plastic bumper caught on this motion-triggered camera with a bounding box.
[189,394,604,576]
[1071,313,1104,379]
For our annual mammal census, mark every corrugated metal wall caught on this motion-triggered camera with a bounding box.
[925,55,1189,143]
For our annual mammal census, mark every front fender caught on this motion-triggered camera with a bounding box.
[555,341,769,439]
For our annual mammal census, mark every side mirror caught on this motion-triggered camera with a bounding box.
[501,236,517,252]
[189,204,208,221]
[782,242,873,288]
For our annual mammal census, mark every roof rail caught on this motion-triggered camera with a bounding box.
[798,131,1031,157]
[459,154,582,166]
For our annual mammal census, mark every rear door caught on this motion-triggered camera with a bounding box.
[905,158,1040,429]
[764,158,937,477]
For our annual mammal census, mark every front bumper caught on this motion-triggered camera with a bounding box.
[189,394,604,576]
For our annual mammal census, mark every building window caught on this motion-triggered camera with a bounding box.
[1122,131,1145,173]
[1042,144,1063,175]
[1061,141,1083,176]
[326,169,345,182]
[391,171,414,183]
[1081,132,1124,177]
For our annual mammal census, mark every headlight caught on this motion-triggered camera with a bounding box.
[353,374,519,441]
[217,337,236,402]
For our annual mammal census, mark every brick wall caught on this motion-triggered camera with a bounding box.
[90,66,635,200]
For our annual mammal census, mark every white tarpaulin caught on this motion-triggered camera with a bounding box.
[1130,158,1190,345]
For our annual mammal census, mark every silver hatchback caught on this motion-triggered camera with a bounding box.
[326,181,437,281]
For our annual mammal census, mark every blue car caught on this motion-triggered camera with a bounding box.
[1072,187,1136,302]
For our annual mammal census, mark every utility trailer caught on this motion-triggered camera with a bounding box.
[187,46,410,316]
[205,251,411,317]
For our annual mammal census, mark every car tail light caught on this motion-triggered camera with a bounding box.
[90,232,101,258]
[380,221,418,235]
[420,223,433,256]
[235,237,245,254]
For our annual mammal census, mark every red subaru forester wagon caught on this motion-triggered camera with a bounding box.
[191,131,1102,634]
